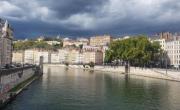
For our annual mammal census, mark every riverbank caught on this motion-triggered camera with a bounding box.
[0,75,39,109]
[45,64,180,82]
[0,65,43,109]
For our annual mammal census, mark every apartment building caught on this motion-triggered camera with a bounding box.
[159,32,173,41]
[83,51,103,65]
[51,52,59,63]
[12,51,24,64]
[35,51,50,64]
[83,45,102,52]
[82,45,103,64]
[24,49,37,64]
[24,49,50,64]
[58,49,69,63]
[90,35,112,46]
[67,49,80,64]
[166,40,180,68]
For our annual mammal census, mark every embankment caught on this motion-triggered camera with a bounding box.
[0,66,42,109]
[45,64,180,82]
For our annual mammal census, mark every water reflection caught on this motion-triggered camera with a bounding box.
[4,65,180,110]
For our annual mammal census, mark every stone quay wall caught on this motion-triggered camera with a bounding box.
[45,64,180,82]
[0,66,35,104]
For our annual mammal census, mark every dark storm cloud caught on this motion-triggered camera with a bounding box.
[42,0,108,19]
[1,0,180,38]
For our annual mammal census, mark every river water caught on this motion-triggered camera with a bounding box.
[4,66,180,110]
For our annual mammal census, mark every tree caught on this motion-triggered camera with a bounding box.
[13,40,36,50]
[13,40,54,50]
[52,44,62,51]
[34,41,51,49]
[105,35,161,67]
[104,50,113,63]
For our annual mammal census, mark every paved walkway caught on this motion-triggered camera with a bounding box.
[45,64,180,82]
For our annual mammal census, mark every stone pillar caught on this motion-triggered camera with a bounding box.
[125,61,130,74]
[39,56,43,75]
[125,65,129,74]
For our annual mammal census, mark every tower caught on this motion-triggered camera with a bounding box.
[0,19,13,67]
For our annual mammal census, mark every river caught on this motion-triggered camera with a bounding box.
[3,66,180,110]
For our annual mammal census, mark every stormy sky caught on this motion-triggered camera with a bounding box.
[0,0,180,39]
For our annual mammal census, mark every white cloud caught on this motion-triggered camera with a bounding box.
[0,1,23,19]
[62,13,96,30]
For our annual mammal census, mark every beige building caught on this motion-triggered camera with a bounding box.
[58,49,83,64]
[90,35,112,46]
[35,51,50,64]
[12,51,24,64]
[58,49,69,63]
[83,51,103,65]
[67,49,79,64]
[0,19,13,66]
[51,52,59,63]
[83,45,102,52]
[82,45,104,64]
[24,49,50,64]
[24,49,37,64]
[159,32,173,41]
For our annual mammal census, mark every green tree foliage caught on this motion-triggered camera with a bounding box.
[105,35,161,66]
[52,44,63,51]
[13,40,36,50]
[13,40,63,51]
[34,41,50,49]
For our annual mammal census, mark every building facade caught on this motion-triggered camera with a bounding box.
[24,49,37,64]
[0,19,13,66]
[166,40,180,68]
[24,49,50,64]
[12,51,24,64]
[83,51,103,65]
[67,49,80,64]
[159,32,173,41]
[58,49,69,63]
[51,52,60,63]
[90,35,112,46]
[35,51,50,64]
